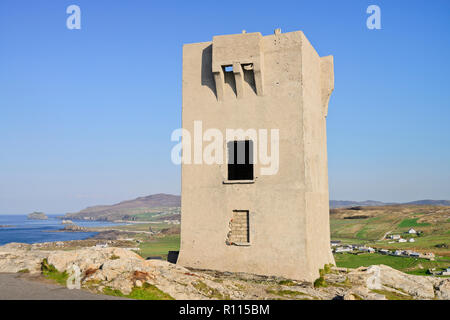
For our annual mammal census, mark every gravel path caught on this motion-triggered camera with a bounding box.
[0,273,126,300]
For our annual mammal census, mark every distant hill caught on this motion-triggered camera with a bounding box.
[329,199,450,209]
[329,200,392,209]
[64,194,181,221]
[401,200,450,206]
[64,194,450,221]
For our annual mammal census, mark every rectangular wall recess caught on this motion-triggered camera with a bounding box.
[227,210,250,245]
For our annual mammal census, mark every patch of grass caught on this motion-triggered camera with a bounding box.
[318,263,334,277]
[103,283,174,300]
[334,252,450,275]
[278,279,296,286]
[193,280,230,300]
[371,289,413,300]
[330,277,352,288]
[110,254,120,260]
[18,268,30,273]
[103,287,126,297]
[266,288,306,298]
[335,253,419,270]
[323,263,333,274]
[352,293,364,300]
[41,258,68,286]
[313,276,327,288]
[355,225,369,239]
[83,279,102,289]
[233,282,246,290]
[138,234,180,259]
[397,218,430,229]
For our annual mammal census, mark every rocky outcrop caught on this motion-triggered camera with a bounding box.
[325,264,448,300]
[48,224,88,232]
[61,224,87,232]
[27,212,48,220]
[0,243,448,300]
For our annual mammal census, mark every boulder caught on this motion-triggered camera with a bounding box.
[435,279,450,300]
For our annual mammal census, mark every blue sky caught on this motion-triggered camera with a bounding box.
[0,1,449,214]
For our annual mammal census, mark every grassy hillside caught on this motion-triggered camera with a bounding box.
[330,205,450,257]
[64,194,181,221]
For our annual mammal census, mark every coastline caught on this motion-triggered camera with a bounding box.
[0,215,129,246]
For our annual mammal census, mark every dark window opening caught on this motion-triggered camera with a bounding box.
[227,140,253,180]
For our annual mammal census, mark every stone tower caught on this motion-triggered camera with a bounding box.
[178,29,335,282]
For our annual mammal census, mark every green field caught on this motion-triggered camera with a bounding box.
[334,253,450,275]
[397,218,430,228]
[138,234,180,259]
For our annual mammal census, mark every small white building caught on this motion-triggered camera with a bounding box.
[409,238,415,243]
[330,240,341,247]
[389,234,401,240]
[408,228,417,234]
[360,247,375,253]
[335,247,353,253]
[421,252,435,261]
[398,238,407,243]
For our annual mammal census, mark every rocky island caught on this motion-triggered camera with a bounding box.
[49,224,88,232]
[27,212,48,220]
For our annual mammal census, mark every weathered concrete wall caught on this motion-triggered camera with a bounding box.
[178,30,334,282]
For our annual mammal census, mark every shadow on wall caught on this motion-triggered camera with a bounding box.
[201,45,217,98]
[201,44,258,99]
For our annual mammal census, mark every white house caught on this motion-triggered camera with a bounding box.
[421,252,435,261]
[398,238,407,243]
[409,238,415,243]
[330,240,341,247]
[335,247,353,253]
[389,234,401,240]
[408,228,417,234]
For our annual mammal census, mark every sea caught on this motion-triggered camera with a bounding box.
[0,215,122,246]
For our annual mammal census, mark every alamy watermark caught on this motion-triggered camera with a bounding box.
[171,121,280,176]
[366,5,381,30]
[66,5,81,30]
[66,264,81,289]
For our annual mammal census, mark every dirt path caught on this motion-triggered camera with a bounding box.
[0,273,127,300]
[379,230,393,241]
